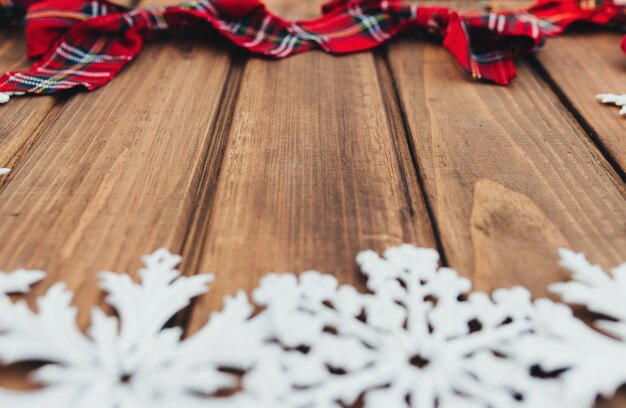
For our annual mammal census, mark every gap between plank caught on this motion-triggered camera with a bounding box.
[173,51,248,333]
[373,50,418,221]
[375,48,450,266]
[527,55,626,187]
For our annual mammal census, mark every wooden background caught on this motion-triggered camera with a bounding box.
[0,0,625,405]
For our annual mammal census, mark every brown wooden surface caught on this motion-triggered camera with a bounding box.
[1,0,625,405]
[535,32,626,173]
[493,0,626,177]
[0,28,59,188]
[387,41,626,295]
[0,0,233,390]
[0,30,232,312]
[186,2,436,326]
[0,0,134,189]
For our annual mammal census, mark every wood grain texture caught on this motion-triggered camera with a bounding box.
[491,0,626,177]
[387,39,626,296]
[0,0,625,404]
[0,0,234,321]
[184,0,436,329]
[0,0,143,268]
[264,0,324,19]
[0,28,60,187]
[533,32,626,172]
[0,0,239,389]
[0,0,137,186]
[0,0,236,391]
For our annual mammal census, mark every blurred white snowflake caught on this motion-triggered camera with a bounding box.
[596,93,626,116]
[0,249,267,408]
[0,269,44,296]
[0,245,625,407]
[0,92,24,104]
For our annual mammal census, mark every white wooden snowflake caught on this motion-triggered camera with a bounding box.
[247,246,565,407]
[596,93,626,116]
[545,249,626,405]
[0,168,10,176]
[0,269,44,296]
[0,248,267,408]
[1,245,626,408]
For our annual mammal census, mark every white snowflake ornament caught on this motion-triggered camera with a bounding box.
[544,249,626,404]
[0,269,44,295]
[0,248,267,408]
[596,93,626,116]
[0,168,10,176]
[2,245,626,408]
[247,245,563,407]
[552,249,626,338]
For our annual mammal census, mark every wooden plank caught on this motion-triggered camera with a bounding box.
[0,6,233,315]
[0,28,60,187]
[184,0,436,328]
[0,0,137,185]
[387,6,626,402]
[533,32,626,172]
[264,0,323,18]
[0,0,236,389]
[386,24,626,297]
[492,0,626,176]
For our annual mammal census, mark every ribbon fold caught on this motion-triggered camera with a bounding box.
[0,0,624,99]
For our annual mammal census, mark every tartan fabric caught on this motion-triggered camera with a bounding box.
[0,0,624,98]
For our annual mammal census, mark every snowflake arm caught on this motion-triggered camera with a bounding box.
[0,168,9,176]
[527,249,626,405]
[0,268,44,295]
[0,283,94,365]
[596,93,626,116]
[164,291,269,396]
[98,248,215,355]
[550,248,626,339]
[506,298,626,407]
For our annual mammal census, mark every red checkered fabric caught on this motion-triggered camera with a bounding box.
[0,0,624,98]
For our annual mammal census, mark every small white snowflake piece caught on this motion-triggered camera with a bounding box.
[596,93,626,116]
[552,249,626,339]
[0,168,10,176]
[0,92,25,104]
[0,269,44,296]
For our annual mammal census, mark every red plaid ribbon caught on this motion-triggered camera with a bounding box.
[0,0,624,98]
